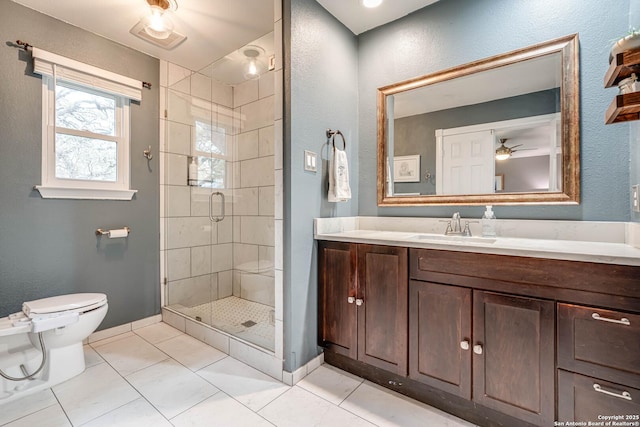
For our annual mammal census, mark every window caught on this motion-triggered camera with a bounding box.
[193,120,228,189]
[32,48,142,200]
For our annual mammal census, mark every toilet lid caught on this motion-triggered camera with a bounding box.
[23,293,107,316]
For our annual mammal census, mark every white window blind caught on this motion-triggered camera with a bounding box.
[31,48,142,101]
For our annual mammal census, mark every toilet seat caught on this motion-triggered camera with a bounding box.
[0,293,108,336]
[22,293,107,318]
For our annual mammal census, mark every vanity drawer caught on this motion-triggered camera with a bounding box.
[558,303,640,388]
[558,370,640,423]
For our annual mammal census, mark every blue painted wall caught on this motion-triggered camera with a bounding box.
[632,124,640,222]
[358,0,631,221]
[0,1,160,327]
[284,0,359,371]
[629,2,640,223]
[284,0,635,370]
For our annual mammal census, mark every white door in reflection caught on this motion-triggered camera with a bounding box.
[436,129,495,195]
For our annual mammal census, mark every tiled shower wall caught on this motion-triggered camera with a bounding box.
[160,63,236,311]
[160,64,276,308]
[232,76,275,307]
[160,0,284,374]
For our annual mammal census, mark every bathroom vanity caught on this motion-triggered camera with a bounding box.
[315,218,640,427]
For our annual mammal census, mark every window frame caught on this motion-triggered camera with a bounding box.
[32,48,140,200]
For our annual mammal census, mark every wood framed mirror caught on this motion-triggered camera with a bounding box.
[377,34,579,206]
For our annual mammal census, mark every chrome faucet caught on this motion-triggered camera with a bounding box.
[451,212,462,234]
[444,212,472,236]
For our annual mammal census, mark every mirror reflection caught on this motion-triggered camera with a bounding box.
[378,34,579,206]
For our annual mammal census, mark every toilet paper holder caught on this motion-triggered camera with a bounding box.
[95,227,130,238]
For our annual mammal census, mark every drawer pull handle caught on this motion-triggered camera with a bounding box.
[593,383,632,401]
[592,313,631,326]
[473,344,483,355]
[347,297,355,304]
[355,298,364,306]
[460,340,470,351]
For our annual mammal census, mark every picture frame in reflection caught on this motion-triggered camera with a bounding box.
[394,155,420,182]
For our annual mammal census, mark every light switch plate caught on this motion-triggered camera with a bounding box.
[304,150,317,172]
[633,184,639,213]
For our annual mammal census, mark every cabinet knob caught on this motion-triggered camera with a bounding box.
[347,297,355,304]
[355,298,364,306]
[473,344,483,355]
[460,340,470,351]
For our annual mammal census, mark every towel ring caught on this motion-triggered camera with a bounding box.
[331,131,346,150]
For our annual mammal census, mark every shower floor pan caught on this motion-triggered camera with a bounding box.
[169,296,275,352]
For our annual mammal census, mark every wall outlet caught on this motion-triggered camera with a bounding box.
[633,185,640,213]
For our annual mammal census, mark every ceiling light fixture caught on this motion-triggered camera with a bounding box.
[495,148,511,161]
[495,138,520,161]
[361,0,383,8]
[242,46,266,80]
[142,0,177,40]
[495,139,512,160]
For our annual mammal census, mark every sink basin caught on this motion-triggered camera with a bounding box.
[409,234,497,244]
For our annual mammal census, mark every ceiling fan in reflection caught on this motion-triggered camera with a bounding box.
[494,138,536,161]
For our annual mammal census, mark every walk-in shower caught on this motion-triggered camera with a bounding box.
[160,30,278,353]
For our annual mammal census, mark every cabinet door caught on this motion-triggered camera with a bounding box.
[409,281,471,399]
[558,370,640,422]
[318,241,357,359]
[472,291,555,426]
[357,244,408,376]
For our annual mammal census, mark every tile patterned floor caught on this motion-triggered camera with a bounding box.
[0,322,477,427]
[170,296,275,351]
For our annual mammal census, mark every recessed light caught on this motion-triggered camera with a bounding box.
[361,0,383,8]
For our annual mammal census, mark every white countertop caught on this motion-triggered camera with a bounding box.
[314,217,640,267]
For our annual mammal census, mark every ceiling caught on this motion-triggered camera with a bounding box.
[316,0,439,35]
[11,0,275,73]
[394,53,562,119]
[11,0,440,80]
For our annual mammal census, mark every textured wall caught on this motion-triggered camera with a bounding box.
[358,0,630,221]
[393,89,559,195]
[495,156,550,193]
[632,123,640,222]
[629,3,640,222]
[284,0,359,371]
[0,1,160,327]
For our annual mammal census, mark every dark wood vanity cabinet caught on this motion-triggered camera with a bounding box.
[409,281,554,425]
[318,241,408,376]
[557,304,640,421]
[318,241,640,427]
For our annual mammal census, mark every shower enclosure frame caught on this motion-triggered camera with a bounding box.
[158,5,284,378]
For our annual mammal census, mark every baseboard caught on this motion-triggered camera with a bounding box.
[282,352,324,386]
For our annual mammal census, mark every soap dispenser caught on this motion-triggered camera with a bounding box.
[188,157,198,186]
[481,205,496,237]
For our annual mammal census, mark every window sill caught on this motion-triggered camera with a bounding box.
[34,186,137,200]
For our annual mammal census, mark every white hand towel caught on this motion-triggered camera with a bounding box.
[328,147,351,202]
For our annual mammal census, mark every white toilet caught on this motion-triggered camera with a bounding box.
[0,293,108,403]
